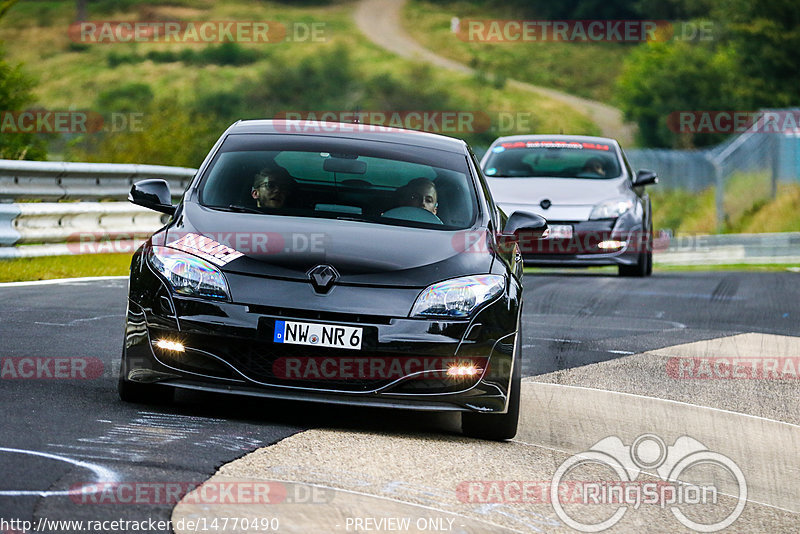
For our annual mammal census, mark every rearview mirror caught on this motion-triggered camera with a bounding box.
[323,157,367,174]
[634,169,658,186]
[129,179,176,215]
[502,211,548,239]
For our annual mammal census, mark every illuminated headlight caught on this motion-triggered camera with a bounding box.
[598,240,627,250]
[589,199,634,220]
[410,275,504,318]
[148,246,230,300]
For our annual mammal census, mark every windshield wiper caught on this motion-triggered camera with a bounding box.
[208,204,263,214]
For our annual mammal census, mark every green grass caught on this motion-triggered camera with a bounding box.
[0,254,132,282]
[650,177,800,235]
[403,0,632,102]
[524,263,799,275]
[0,0,598,160]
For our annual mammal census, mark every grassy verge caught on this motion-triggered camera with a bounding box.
[0,253,795,284]
[525,263,799,275]
[402,0,631,102]
[651,178,800,235]
[0,0,599,165]
[0,254,132,283]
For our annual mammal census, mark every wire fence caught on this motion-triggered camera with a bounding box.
[628,108,800,230]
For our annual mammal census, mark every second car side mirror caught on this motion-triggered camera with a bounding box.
[129,179,176,215]
[502,211,549,239]
[634,169,658,187]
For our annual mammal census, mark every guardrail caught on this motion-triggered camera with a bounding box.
[0,202,166,258]
[0,159,195,201]
[0,159,193,258]
[655,232,800,265]
[0,159,798,265]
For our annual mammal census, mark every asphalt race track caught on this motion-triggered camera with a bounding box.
[1,271,798,532]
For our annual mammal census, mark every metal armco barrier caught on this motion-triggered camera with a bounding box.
[0,202,166,258]
[656,232,800,265]
[0,159,195,201]
[0,159,797,264]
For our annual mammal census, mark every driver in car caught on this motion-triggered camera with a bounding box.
[252,167,293,209]
[397,177,438,215]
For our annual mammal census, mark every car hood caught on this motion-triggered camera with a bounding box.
[166,203,493,288]
[487,176,631,221]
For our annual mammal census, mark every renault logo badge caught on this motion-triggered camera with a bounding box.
[308,265,339,293]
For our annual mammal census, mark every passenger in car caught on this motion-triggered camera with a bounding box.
[396,177,439,215]
[581,158,606,177]
[251,167,294,209]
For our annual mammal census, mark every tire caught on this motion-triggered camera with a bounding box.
[118,378,174,404]
[118,350,174,404]
[618,226,651,277]
[645,226,654,276]
[462,335,521,441]
[618,251,647,277]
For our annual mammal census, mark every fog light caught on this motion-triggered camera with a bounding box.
[446,364,482,377]
[598,240,627,250]
[156,339,185,352]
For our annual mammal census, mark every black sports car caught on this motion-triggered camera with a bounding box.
[481,135,658,276]
[119,120,547,440]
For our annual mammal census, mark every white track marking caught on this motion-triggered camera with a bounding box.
[0,447,118,497]
[0,275,127,288]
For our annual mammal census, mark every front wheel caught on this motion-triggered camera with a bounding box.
[118,378,174,404]
[118,349,174,404]
[462,336,521,441]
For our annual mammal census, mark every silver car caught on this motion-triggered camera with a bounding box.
[481,135,658,276]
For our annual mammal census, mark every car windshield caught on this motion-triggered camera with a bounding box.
[197,134,478,230]
[483,140,622,179]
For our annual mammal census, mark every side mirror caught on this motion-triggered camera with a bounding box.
[502,211,548,239]
[129,179,176,215]
[634,169,658,187]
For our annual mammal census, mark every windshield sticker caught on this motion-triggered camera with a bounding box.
[167,233,244,266]
[491,145,506,153]
[500,141,610,150]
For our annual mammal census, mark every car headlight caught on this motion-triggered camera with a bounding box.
[589,199,634,220]
[410,275,505,318]
[148,246,230,300]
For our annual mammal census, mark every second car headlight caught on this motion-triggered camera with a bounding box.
[148,246,230,300]
[589,199,634,220]
[410,275,505,318]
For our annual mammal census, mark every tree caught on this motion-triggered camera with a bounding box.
[615,40,741,148]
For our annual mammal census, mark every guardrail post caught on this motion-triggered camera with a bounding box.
[708,155,725,233]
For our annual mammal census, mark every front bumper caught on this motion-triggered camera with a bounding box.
[121,256,520,414]
[516,219,645,267]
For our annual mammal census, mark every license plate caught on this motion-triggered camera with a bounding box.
[548,224,573,239]
[273,320,363,350]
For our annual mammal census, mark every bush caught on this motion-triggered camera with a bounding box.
[0,49,46,160]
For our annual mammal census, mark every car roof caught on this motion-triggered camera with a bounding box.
[226,120,470,154]
[489,134,621,148]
